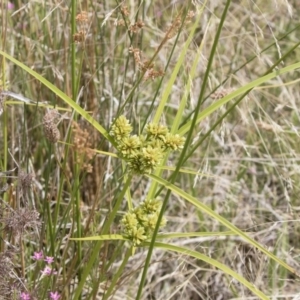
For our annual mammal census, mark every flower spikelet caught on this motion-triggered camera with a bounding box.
[118,135,141,158]
[122,212,138,231]
[163,133,185,151]
[146,123,169,142]
[130,227,147,246]
[147,138,164,151]
[146,213,160,231]
[141,146,164,171]
[110,115,133,141]
[139,199,166,231]
[121,213,147,246]
[127,146,163,174]
[127,154,144,174]
[140,198,161,214]
[133,206,148,225]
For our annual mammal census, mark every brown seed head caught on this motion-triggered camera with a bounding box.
[73,30,85,43]
[1,208,40,238]
[121,5,130,16]
[72,122,94,173]
[129,20,145,33]
[43,109,60,143]
[76,11,89,23]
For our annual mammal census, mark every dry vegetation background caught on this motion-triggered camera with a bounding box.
[1,0,300,299]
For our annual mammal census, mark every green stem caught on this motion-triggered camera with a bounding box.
[102,247,132,300]
[135,1,231,299]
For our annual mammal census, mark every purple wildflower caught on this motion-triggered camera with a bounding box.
[8,2,15,10]
[41,266,57,276]
[32,251,43,260]
[49,291,61,300]
[20,292,30,300]
[44,256,54,264]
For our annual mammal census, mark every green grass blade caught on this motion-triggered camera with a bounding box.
[171,4,208,134]
[70,234,126,241]
[178,61,300,136]
[147,173,299,277]
[149,242,270,300]
[0,50,114,145]
[153,9,202,124]
[70,231,236,242]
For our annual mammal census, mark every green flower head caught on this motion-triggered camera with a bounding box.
[121,198,167,246]
[121,212,138,230]
[141,198,162,214]
[128,153,146,174]
[141,146,164,169]
[118,135,141,158]
[163,133,185,151]
[111,116,185,175]
[129,226,147,246]
[145,123,169,141]
[110,115,133,141]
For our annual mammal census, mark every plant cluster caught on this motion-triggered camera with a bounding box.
[1,1,300,299]
[20,252,60,300]
[109,115,185,174]
[121,198,167,246]
[0,203,59,299]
